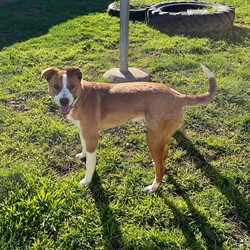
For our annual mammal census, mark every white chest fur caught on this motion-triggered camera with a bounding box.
[67,110,79,126]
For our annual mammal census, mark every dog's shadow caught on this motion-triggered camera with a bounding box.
[87,131,249,248]
[89,172,125,249]
[157,131,250,247]
[174,131,249,228]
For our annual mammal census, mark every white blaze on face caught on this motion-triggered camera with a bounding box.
[62,74,68,96]
[54,73,75,115]
[54,74,74,107]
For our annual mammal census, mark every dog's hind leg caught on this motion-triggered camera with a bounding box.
[144,121,181,193]
[144,125,166,193]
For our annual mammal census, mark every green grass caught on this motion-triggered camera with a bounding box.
[0,0,249,249]
[113,0,158,9]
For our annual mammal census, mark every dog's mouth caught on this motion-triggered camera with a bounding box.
[58,97,79,116]
[60,106,71,115]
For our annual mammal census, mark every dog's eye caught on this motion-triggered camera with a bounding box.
[53,84,60,90]
[69,84,75,90]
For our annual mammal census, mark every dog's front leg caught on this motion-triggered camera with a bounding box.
[79,150,97,187]
[76,133,86,159]
[79,132,99,187]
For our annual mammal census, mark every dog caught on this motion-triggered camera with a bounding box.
[41,65,216,193]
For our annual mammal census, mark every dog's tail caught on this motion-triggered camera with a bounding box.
[182,65,216,106]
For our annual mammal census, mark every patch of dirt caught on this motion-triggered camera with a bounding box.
[47,147,83,177]
[8,96,29,112]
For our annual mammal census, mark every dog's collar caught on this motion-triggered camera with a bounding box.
[70,97,80,110]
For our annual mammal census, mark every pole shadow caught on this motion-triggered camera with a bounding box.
[173,131,249,229]
[89,171,125,250]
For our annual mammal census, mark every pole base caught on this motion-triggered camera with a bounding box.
[103,67,150,83]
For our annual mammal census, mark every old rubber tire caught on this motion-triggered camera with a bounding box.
[146,2,235,33]
[107,2,146,22]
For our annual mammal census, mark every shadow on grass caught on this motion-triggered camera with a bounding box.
[0,0,113,49]
[174,131,249,229]
[162,131,250,248]
[90,171,125,249]
[155,131,249,248]
[154,25,250,45]
[163,176,224,249]
[187,26,250,45]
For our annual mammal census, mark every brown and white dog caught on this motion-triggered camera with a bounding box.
[41,65,216,193]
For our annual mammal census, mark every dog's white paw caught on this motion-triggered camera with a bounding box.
[76,152,86,159]
[79,178,91,187]
[143,182,160,194]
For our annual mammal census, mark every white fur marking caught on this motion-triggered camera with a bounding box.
[67,115,86,158]
[74,120,86,159]
[76,133,87,159]
[130,115,145,123]
[54,74,74,106]
[62,74,67,85]
[61,74,68,97]
[79,150,97,187]
[201,64,214,79]
[143,178,160,193]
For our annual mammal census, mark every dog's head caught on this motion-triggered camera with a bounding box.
[41,66,82,115]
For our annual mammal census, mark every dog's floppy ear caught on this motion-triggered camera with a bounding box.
[41,67,59,81]
[65,66,82,81]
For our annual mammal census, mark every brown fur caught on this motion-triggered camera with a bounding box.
[42,66,216,191]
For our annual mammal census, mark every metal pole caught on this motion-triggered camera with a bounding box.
[119,0,129,73]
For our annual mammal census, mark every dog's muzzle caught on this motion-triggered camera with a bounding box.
[59,97,79,115]
[58,97,70,115]
[60,97,69,106]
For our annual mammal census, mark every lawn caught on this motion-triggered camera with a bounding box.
[0,0,249,249]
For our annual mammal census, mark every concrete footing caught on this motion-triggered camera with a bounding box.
[103,67,150,83]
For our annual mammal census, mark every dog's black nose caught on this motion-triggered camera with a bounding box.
[60,97,69,106]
